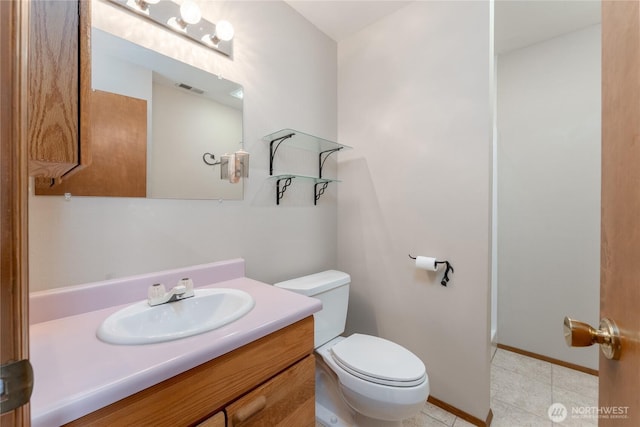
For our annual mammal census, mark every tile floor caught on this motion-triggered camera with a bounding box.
[487,348,598,427]
[319,348,599,427]
[403,348,598,427]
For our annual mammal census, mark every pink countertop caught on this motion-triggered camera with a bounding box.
[29,260,321,427]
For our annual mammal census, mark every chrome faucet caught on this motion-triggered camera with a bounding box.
[147,278,195,306]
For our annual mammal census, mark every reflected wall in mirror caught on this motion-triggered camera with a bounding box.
[35,28,244,200]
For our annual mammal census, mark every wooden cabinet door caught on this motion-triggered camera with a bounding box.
[28,0,91,178]
[226,355,315,427]
[35,90,147,197]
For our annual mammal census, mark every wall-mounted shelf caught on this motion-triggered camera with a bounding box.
[264,129,350,206]
[270,174,341,205]
[264,129,351,176]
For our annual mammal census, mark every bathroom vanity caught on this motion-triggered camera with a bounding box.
[29,259,320,426]
[66,320,315,426]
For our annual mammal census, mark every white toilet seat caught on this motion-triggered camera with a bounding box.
[329,334,426,387]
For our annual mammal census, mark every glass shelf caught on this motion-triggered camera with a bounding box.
[264,129,351,177]
[270,174,341,205]
[264,129,349,206]
[263,129,351,153]
[270,174,341,184]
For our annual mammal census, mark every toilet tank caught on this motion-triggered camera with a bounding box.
[274,270,350,348]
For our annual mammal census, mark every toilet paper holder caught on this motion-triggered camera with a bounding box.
[408,254,454,286]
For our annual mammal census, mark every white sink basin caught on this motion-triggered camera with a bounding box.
[97,288,255,345]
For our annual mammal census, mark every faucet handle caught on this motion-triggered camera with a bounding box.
[178,278,194,292]
[148,283,166,301]
[175,278,195,299]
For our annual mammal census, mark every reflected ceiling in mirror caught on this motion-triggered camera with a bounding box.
[37,28,244,200]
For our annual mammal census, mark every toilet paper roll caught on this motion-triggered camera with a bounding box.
[415,256,437,271]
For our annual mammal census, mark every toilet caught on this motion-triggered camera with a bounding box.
[274,270,429,427]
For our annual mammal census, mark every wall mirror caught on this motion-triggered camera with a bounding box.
[35,28,244,200]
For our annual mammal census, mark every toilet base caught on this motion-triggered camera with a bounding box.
[354,414,403,427]
[316,402,403,427]
[316,403,403,427]
[316,401,353,427]
[316,357,355,427]
[315,353,409,427]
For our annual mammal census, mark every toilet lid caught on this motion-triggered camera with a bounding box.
[330,334,426,387]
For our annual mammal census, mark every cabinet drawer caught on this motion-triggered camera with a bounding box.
[196,411,225,427]
[226,354,315,427]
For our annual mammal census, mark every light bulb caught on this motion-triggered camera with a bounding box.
[127,0,156,14]
[215,20,234,41]
[180,0,201,25]
[167,17,187,31]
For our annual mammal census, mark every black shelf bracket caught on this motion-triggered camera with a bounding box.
[314,182,330,205]
[269,133,295,175]
[318,147,343,179]
[276,177,293,205]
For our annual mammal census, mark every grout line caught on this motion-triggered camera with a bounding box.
[426,414,450,427]
[491,396,551,422]
[550,363,599,401]
[492,349,598,427]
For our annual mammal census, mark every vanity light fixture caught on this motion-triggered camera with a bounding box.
[167,0,201,32]
[125,0,160,15]
[107,0,234,58]
[201,20,234,48]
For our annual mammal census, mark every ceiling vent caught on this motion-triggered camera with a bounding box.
[176,82,204,94]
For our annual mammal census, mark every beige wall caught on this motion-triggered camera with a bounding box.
[29,0,338,290]
[337,1,492,420]
[497,25,601,370]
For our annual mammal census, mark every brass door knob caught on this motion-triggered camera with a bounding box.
[563,316,621,360]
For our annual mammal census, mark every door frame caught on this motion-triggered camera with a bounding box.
[1,0,30,425]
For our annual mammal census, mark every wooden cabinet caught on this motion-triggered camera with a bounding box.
[65,317,316,427]
[226,355,315,427]
[196,355,314,427]
[28,0,91,178]
[34,90,147,197]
